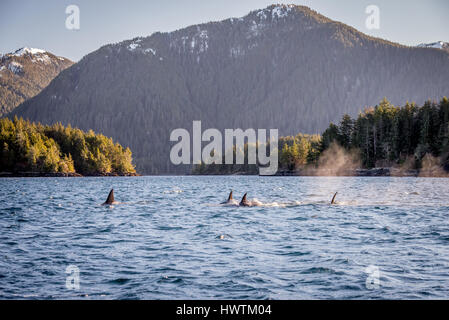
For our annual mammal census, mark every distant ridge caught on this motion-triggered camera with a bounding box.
[10,4,449,174]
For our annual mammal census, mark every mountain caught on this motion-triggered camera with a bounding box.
[417,41,449,52]
[9,4,449,174]
[0,47,73,116]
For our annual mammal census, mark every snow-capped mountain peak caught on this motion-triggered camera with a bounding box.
[0,47,74,116]
[12,47,47,56]
[0,47,67,66]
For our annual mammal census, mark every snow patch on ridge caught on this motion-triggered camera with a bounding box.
[128,43,141,51]
[417,41,448,50]
[256,10,267,20]
[248,5,294,39]
[169,28,209,62]
[186,28,209,54]
[124,39,163,60]
[248,20,265,37]
[32,54,51,64]
[271,4,293,19]
[255,4,294,21]
[127,38,143,51]
[144,48,156,55]
[8,61,23,74]
[197,30,209,53]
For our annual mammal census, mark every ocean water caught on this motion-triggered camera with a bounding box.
[0,176,448,299]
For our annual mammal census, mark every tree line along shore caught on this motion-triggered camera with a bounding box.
[193,98,449,177]
[0,117,136,176]
[2,97,448,177]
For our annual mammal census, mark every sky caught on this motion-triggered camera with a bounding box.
[1,0,448,61]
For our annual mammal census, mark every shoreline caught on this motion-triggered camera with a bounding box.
[0,172,140,178]
[2,168,448,178]
[276,167,449,177]
[191,167,449,177]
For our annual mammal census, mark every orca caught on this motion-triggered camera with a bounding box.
[239,193,250,207]
[331,192,338,205]
[102,189,117,205]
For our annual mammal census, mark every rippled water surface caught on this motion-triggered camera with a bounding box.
[1,176,449,299]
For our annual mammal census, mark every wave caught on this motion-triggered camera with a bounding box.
[163,188,183,194]
[216,198,402,207]
[219,198,304,208]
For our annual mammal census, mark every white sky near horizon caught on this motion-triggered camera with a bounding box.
[0,0,448,61]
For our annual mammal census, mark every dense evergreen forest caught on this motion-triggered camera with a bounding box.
[322,97,449,170]
[193,98,449,175]
[0,117,136,175]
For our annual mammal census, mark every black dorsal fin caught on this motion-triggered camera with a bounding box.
[240,193,248,205]
[331,192,338,204]
[227,190,233,201]
[104,189,114,204]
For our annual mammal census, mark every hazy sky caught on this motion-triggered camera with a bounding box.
[1,0,448,61]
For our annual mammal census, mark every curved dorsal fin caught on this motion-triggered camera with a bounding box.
[331,192,338,204]
[104,189,114,204]
[227,190,233,201]
[240,193,248,207]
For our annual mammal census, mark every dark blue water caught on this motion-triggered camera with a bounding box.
[0,176,448,299]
